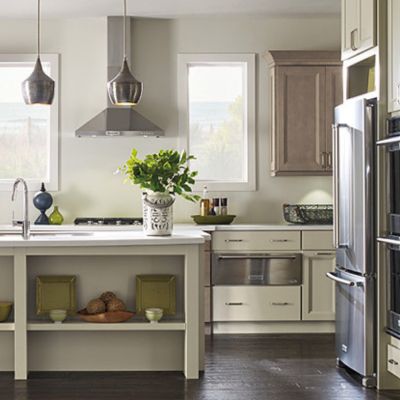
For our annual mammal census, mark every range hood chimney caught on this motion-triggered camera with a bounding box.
[76,17,163,138]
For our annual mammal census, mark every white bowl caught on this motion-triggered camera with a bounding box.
[49,309,67,323]
[145,308,163,323]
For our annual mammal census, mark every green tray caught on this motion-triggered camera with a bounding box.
[135,275,176,316]
[191,215,236,225]
[36,275,77,315]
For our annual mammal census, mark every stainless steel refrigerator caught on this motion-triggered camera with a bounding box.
[326,97,377,388]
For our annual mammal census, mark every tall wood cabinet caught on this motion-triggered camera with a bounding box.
[265,51,342,176]
[388,0,400,113]
[342,0,376,61]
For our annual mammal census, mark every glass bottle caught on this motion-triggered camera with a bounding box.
[49,206,64,225]
[221,198,228,215]
[200,186,210,216]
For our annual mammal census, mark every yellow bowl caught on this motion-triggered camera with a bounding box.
[0,302,13,322]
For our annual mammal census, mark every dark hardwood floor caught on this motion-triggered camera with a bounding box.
[1,334,400,399]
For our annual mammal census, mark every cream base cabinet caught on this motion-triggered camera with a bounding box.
[302,251,336,321]
[342,0,376,61]
[388,0,400,112]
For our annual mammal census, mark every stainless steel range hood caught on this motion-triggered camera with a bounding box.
[75,17,163,138]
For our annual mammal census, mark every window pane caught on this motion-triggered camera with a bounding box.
[188,63,246,182]
[0,63,51,181]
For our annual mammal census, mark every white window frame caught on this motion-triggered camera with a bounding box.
[0,53,59,192]
[178,53,256,192]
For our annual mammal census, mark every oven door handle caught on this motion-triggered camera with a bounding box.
[217,255,297,260]
[326,272,361,287]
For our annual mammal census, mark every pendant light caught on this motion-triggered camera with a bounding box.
[107,0,143,106]
[22,0,55,105]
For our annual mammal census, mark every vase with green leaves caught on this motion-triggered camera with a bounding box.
[121,149,200,236]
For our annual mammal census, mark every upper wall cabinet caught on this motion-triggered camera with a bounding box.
[388,0,400,113]
[342,0,376,61]
[265,51,342,176]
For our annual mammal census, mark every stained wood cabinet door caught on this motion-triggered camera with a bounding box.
[266,51,341,176]
[276,66,326,173]
[342,0,376,61]
[325,66,343,171]
[388,0,400,112]
[302,251,336,321]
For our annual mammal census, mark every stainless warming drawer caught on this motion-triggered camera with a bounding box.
[212,253,302,286]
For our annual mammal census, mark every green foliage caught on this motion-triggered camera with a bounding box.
[120,149,200,202]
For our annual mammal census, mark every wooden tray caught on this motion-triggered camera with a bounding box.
[78,309,135,323]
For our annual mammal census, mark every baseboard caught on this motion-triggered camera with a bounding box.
[211,321,335,334]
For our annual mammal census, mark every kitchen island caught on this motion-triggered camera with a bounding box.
[0,231,207,380]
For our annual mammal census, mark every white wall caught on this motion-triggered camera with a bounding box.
[0,15,340,224]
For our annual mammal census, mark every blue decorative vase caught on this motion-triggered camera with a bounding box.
[33,183,53,225]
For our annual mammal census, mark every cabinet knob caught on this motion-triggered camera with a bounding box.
[320,152,326,168]
[397,83,400,104]
[350,28,358,51]
[327,152,332,169]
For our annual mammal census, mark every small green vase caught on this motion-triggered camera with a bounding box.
[49,206,64,225]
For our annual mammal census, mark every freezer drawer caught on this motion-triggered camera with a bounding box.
[213,286,301,322]
[328,268,375,376]
[212,253,302,286]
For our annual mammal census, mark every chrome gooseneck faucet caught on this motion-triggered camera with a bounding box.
[11,178,30,240]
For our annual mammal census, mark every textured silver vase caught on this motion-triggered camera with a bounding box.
[142,192,175,236]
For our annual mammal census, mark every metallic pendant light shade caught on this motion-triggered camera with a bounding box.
[107,0,143,106]
[22,57,55,105]
[22,0,55,105]
[107,58,143,106]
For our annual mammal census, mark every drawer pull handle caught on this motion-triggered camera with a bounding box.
[225,239,244,243]
[270,239,290,243]
[225,302,244,306]
[271,302,292,306]
[389,359,399,366]
[316,252,334,256]
[218,255,297,260]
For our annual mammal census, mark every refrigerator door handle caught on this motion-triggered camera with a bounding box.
[377,236,400,250]
[332,123,349,249]
[326,271,362,287]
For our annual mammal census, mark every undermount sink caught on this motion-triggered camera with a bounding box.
[31,232,93,237]
[0,232,94,239]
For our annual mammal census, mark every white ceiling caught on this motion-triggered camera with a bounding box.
[0,0,340,19]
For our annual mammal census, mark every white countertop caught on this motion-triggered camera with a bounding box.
[0,230,208,247]
[0,223,332,234]
[173,223,333,231]
[0,223,332,247]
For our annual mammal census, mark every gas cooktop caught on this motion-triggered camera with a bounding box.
[74,217,143,226]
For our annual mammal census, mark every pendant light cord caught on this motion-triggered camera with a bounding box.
[123,0,127,59]
[37,0,41,57]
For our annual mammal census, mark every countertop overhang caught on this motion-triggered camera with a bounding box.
[0,230,208,247]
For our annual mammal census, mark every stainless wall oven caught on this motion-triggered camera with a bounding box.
[212,253,302,286]
[377,115,400,338]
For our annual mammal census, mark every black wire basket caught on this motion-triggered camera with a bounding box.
[283,204,333,225]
